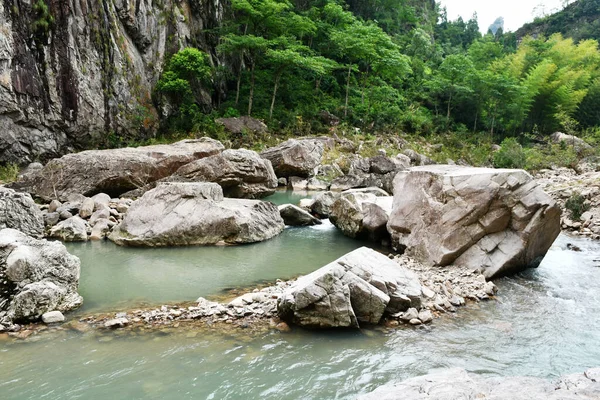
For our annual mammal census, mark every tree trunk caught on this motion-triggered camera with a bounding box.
[446,91,452,123]
[473,111,478,133]
[345,65,352,118]
[270,71,283,120]
[247,61,255,116]
[235,62,242,106]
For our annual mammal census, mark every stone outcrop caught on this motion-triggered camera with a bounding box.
[0,187,44,238]
[387,165,561,279]
[9,138,224,201]
[109,182,284,247]
[0,229,82,326]
[278,204,322,226]
[260,138,331,178]
[277,247,422,328]
[330,190,393,243]
[359,367,600,400]
[0,0,225,165]
[172,149,278,198]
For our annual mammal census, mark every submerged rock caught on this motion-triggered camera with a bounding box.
[9,138,225,201]
[277,247,422,328]
[0,229,82,324]
[359,367,600,400]
[0,188,44,238]
[109,182,284,247]
[278,204,321,226]
[387,165,561,279]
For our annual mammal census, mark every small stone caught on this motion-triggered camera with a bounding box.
[275,322,291,332]
[48,200,62,213]
[104,318,129,329]
[422,286,435,299]
[450,296,465,307]
[400,308,419,322]
[409,318,422,325]
[42,311,65,324]
[418,310,433,324]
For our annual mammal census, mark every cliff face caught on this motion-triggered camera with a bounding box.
[0,0,224,164]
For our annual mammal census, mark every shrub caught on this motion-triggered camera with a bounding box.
[0,163,19,183]
[565,192,590,221]
[493,137,526,169]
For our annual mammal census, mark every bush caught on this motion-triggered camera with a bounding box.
[0,163,19,183]
[524,144,579,171]
[565,192,590,221]
[493,137,526,169]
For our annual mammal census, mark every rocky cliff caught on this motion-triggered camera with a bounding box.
[0,0,224,164]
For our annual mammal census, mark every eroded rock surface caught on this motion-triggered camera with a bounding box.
[109,182,284,247]
[0,188,44,238]
[387,165,561,279]
[277,247,422,328]
[0,229,82,326]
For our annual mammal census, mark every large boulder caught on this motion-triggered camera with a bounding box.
[109,182,284,247]
[49,216,89,242]
[387,165,561,279]
[172,149,278,198]
[260,138,330,178]
[311,191,339,218]
[330,190,393,243]
[550,132,592,154]
[9,138,225,201]
[330,156,406,193]
[0,229,82,324]
[0,188,44,238]
[359,367,600,400]
[277,247,422,328]
[278,204,322,226]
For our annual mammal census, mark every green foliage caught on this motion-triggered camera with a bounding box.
[565,192,591,221]
[493,138,526,169]
[0,163,19,183]
[31,0,54,45]
[524,144,580,171]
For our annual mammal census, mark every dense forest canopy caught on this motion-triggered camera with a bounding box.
[155,0,600,143]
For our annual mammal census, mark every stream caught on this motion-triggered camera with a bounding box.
[1,192,599,399]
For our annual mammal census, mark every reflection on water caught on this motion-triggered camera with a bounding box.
[1,197,599,400]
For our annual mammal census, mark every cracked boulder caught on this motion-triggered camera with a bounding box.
[0,229,82,324]
[0,187,44,238]
[387,165,561,279]
[277,247,422,328]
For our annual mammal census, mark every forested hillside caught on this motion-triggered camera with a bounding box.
[157,0,600,144]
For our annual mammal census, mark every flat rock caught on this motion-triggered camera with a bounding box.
[387,166,561,279]
[109,182,284,247]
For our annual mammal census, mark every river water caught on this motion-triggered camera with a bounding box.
[1,192,599,399]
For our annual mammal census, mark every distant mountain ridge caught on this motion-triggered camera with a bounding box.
[515,0,600,42]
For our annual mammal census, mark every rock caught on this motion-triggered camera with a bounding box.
[90,220,111,241]
[42,311,65,324]
[288,177,309,191]
[104,318,129,329]
[329,156,402,193]
[0,229,82,322]
[409,318,422,325]
[311,191,338,218]
[91,193,111,210]
[388,166,561,279]
[78,198,95,219]
[307,178,329,191]
[109,182,284,247]
[49,216,88,242]
[9,139,225,201]
[43,212,60,227]
[0,188,44,238]
[48,200,61,213]
[298,198,315,210]
[277,178,287,187]
[418,309,433,323]
[279,204,322,226]
[215,116,268,135]
[59,210,73,220]
[550,132,592,153]
[89,209,111,226]
[277,247,422,328]
[260,138,327,178]
[172,149,278,199]
[403,149,435,166]
[359,367,600,400]
[330,192,393,243]
[399,308,419,322]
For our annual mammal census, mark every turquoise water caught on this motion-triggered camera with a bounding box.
[1,190,599,399]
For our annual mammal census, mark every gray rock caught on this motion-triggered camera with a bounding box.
[288,177,309,191]
[91,193,111,211]
[330,192,393,243]
[9,139,225,201]
[104,318,129,329]
[49,216,89,242]
[0,228,82,322]
[261,138,327,178]
[90,220,111,241]
[89,209,111,226]
[311,191,338,218]
[550,132,592,153]
[359,367,600,400]
[48,200,61,213]
[418,309,433,323]
[277,247,422,328]
[173,149,277,198]
[215,116,268,135]
[387,166,561,279]
[109,182,284,247]
[59,210,73,220]
[42,311,65,324]
[278,204,321,226]
[0,187,44,238]
[43,212,60,227]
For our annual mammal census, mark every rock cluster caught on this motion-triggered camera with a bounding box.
[330,154,408,193]
[360,367,600,400]
[0,229,82,331]
[535,166,600,239]
[109,182,284,246]
[388,165,562,279]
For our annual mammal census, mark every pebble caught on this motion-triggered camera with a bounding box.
[42,311,65,324]
[104,318,129,329]
[409,319,422,325]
